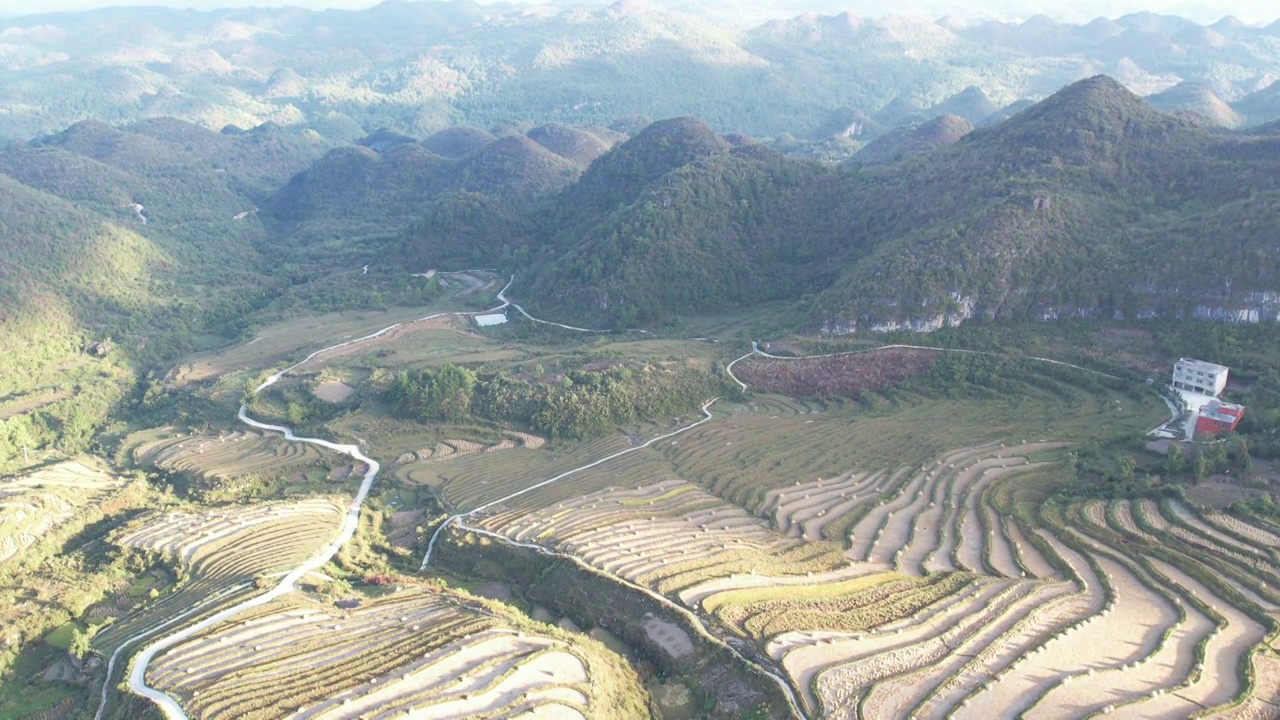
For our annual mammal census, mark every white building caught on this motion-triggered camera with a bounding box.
[474,313,508,327]
[1172,358,1229,397]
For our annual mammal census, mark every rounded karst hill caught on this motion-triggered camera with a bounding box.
[421,126,497,159]
[850,113,973,166]
[526,123,616,166]
[452,134,581,201]
[1146,81,1244,128]
[927,86,999,124]
[970,75,1184,167]
[566,116,731,206]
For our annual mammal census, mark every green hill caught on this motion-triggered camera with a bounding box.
[1146,81,1245,128]
[527,123,619,165]
[428,75,1280,332]
[849,114,973,166]
[421,126,498,159]
[811,76,1280,332]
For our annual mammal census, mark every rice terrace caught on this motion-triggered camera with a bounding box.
[4,270,1280,720]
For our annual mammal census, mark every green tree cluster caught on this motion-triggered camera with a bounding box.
[391,364,478,423]
[390,363,722,439]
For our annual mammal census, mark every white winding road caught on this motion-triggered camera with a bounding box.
[419,398,722,570]
[115,362,384,718]
[102,272,657,718]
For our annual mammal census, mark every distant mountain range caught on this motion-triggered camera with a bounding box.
[3,1,1280,144]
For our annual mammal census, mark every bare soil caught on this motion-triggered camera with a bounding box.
[736,349,938,398]
[312,381,355,403]
[1185,479,1270,509]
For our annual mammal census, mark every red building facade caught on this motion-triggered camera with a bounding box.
[1194,400,1245,436]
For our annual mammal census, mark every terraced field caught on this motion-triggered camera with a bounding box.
[136,431,343,488]
[147,587,638,720]
[390,432,546,488]
[99,294,1279,720]
[661,379,1157,524]
[93,499,346,658]
[473,471,850,596]
[426,381,1280,719]
[0,460,125,564]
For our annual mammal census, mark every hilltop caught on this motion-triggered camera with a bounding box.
[849,114,974,165]
[3,5,1280,142]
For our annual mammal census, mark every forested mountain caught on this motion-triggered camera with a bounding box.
[848,114,974,166]
[8,73,1280,360]
[1146,81,1246,127]
[0,118,326,372]
[0,116,332,469]
[809,76,1280,331]
[3,1,1280,144]
[386,76,1280,332]
[263,122,617,265]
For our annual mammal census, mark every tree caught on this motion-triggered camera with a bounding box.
[1193,450,1210,483]
[1116,454,1136,482]
[69,627,91,660]
[1207,442,1229,474]
[1231,437,1251,472]
[1163,444,1186,476]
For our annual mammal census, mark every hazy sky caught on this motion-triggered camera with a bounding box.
[2,0,1277,25]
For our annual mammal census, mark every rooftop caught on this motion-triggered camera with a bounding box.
[1198,399,1245,423]
[1176,357,1229,375]
[474,313,508,327]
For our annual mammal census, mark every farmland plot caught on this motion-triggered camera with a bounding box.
[430,379,1269,717]
[0,460,124,564]
[472,472,849,596]
[452,424,1112,718]
[93,499,345,655]
[391,432,546,488]
[420,372,1279,720]
[137,431,339,487]
[148,312,1276,720]
[148,588,638,720]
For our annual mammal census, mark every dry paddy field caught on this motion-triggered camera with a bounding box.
[93,499,345,656]
[427,384,1280,719]
[166,299,496,388]
[0,459,124,564]
[136,430,346,486]
[148,588,635,720]
[391,432,546,488]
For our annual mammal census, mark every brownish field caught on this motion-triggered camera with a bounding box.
[737,349,937,398]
